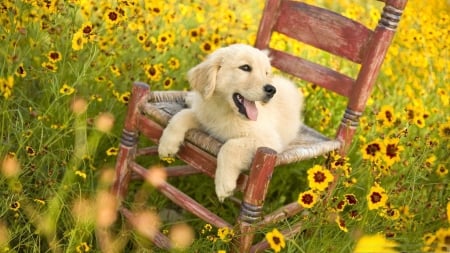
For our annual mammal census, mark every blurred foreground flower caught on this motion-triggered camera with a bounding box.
[95,112,115,133]
[96,191,118,228]
[353,234,398,253]
[1,152,21,178]
[169,223,195,250]
[265,228,286,253]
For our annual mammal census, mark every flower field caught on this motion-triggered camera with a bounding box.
[0,0,449,252]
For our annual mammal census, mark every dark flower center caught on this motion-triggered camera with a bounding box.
[366,143,381,156]
[370,192,382,203]
[313,171,325,183]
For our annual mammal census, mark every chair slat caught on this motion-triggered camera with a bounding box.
[270,49,354,97]
[275,1,373,63]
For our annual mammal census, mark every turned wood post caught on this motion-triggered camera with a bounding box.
[112,82,149,199]
[236,147,277,252]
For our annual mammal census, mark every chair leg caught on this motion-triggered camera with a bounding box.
[112,82,150,199]
[236,147,277,252]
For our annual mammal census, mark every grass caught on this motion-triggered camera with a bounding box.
[0,0,449,252]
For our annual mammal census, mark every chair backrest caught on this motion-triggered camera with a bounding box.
[255,0,407,153]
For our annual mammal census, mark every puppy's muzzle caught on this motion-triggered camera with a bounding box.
[264,84,276,101]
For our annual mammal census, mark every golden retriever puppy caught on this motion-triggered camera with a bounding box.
[158,44,303,201]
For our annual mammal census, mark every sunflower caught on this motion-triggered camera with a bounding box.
[265,228,286,253]
[297,189,318,209]
[307,165,334,192]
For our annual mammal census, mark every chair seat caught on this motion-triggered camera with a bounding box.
[142,91,341,166]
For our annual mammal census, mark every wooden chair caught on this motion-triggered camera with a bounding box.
[111,0,407,251]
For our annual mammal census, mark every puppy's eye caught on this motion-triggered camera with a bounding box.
[238,64,252,72]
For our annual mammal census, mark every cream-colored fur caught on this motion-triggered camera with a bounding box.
[158,44,303,201]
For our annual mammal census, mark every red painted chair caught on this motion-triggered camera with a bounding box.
[112,0,407,251]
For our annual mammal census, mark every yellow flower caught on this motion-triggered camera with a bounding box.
[34,199,46,205]
[307,165,334,192]
[60,84,75,95]
[367,183,388,210]
[376,105,396,128]
[144,63,164,81]
[335,216,348,232]
[104,9,122,26]
[217,227,234,243]
[25,146,36,157]
[75,170,87,180]
[10,201,20,211]
[382,138,403,166]
[72,30,87,51]
[106,147,119,156]
[110,64,121,77]
[41,61,58,72]
[439,121,450,139]
[436,164,448,177]
[168,57,180,70]
[353,234,398,253]
[447,201,450,224]
[15,64,27,77]
[163,77,174,90]
[362,139,385,162]
[47,50,62,63]
[265,228,286,253]
[436,228,450,246]
[76,242,90,252]
[297,189,318,209]
[0,76,14,98]
[119,92,130,104]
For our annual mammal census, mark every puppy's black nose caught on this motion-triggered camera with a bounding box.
[264,84,276,98]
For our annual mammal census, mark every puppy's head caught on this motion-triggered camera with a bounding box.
[187,44,275,121]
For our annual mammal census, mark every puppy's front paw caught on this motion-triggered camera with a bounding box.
[215,175,237,202]
[158,134,182,160]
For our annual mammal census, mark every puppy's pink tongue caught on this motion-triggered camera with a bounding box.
[243,99,258,121]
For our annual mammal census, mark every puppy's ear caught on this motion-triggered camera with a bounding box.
[187,56,221,99]
[261,49,272,62]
